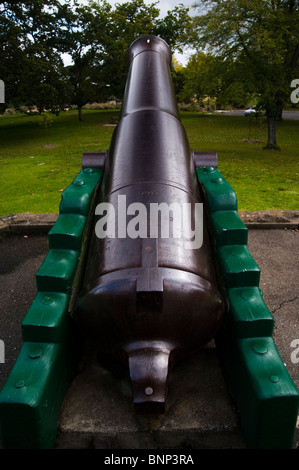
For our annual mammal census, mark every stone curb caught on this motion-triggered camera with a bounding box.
[0,210,298,236]
[0,213,59,235]
[238,210,299,230]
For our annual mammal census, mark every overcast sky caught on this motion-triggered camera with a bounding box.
[76,1,196,18]
[106,0,196,18]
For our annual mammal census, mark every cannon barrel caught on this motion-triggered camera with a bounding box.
[75,35,225,412]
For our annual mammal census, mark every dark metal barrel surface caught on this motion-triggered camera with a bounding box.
[75,35,225,412]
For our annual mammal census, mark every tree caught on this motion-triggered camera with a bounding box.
[214,59,254,109]
[193,0,299,149]
[98,0,160,100]
[61,0,161,117]
[153,4,197,53]
[60,1,112,120]
[98,1,196,101]
[0,1,71,112]
[179,52,221,105]
[20,42,67,113]
[0,0,197,117]
[171,58,186,99]
[175,51,253,109]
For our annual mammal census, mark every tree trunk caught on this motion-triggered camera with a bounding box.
[78,106,83,121]
[266,111,280,149]
[276,102,283,120]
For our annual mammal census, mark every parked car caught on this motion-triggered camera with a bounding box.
[244,106,265,117]
[244,107,257,116]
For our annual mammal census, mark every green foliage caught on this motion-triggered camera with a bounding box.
[39,112,54,129]
[0,0,195,119]
[153,4,197,52]
[193,0,299,148]
[0,1,70,110]
[215,61,253,108]
[99,0,160,100]
[179,52,221,103]
[176,51,253,109]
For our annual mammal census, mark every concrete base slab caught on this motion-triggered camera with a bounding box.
[55,227,299,450]
[55,342,245,449]
[1,225,298,449]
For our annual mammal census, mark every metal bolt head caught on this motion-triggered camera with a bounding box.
[15,380,25,388]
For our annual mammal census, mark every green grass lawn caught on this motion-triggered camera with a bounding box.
[0,109,298,215]
[182,112,299,211]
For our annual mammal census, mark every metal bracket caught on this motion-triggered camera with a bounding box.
[82,151,108,170]
[192,150,218,169]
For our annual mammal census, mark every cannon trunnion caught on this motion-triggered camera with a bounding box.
[75,36,225,412]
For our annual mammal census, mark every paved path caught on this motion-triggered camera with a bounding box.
[216,110,299,119]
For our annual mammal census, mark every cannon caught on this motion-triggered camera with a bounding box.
[0,35,298,450]
[75,35,225,412]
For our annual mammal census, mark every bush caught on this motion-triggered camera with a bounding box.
[83,101,122,110]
